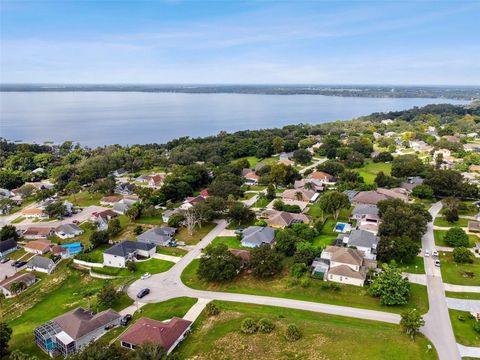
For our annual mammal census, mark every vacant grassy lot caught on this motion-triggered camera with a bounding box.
[357,160,392,184]
[433,216,470,228]
[135,215,164,225]
[176,222,217,245]
[181,259,428,314]
[176,301,436,360]
[439,252,480,286]
[398,256,426,274]
[157,246,188,257]
[91,258,174,278]
[433,230,477,248]
[209,236,250,250]
[449,309,480,346]
[252,196,270,208]
[64,191,103,207]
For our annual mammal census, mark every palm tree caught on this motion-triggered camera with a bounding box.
[304,181,315,191]
[295,191,304,201]
[9,281,27,296]
[134,341,166,360]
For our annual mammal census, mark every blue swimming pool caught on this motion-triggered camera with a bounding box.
[335,223,346,232]
[61,242,82,255]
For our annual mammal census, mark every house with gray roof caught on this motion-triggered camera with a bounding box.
[103,240,156,268]
[240,226,276,248]
[0,238,18,257]
[55,224,83,239]
[350,204,379,220]
[27,255,58,274]
[137,227,176,246]
[34,307,121,357]
[335,229,379,260]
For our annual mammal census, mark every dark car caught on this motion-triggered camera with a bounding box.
[15,260,27,268]
[10,260,18,267]
[136,288,150,299]
[120,314,132,326]
[0,257,10,264]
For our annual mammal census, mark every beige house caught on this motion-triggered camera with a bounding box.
[24,239,52,254]
[307,171,335,184]
[351,188,408,205]
[21,208,46,219]
[281,189,319,203]
[263,210,310,229]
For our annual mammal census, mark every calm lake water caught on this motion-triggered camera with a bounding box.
[0,92,468,146]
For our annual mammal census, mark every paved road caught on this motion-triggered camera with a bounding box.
[299,157,327,174]
[446,298,480,312]
[421,201,461,360]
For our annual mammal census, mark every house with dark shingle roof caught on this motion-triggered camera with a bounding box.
[336,230,379,259]
[0,272,37,297]
[27,255,57,274]
[34,307,121,357]
[0,238,18,257]
[119,317,192,354]
[137,226,176,246]
[241,226,275,248]
[103,240,156,268]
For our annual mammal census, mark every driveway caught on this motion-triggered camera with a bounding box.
[446,298,480,312]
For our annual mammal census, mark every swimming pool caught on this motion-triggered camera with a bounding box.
[334,222,352,233]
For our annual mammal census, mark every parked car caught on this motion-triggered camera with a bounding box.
[10,261,18,267]
[137,288,150,299]
[15,260,27,268]
[424,250,429,257]
[434,260,441,267]
[0,257,10,264]
[432,250,438,258]
[120,314,132,326]
[140,273,151,280]
[73,220,80,224]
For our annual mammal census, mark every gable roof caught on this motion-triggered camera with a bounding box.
[104,240,156,257]
[23,227,54,237]
[24,239,51,252]
[54,307,121,340]
[0,272,36,290]
[351,204,379,217]
[119,317,191,350]
[328,264,366,280]
[137,227,175,244]
[347,230,379,249]
[55,223,82,235]
[352,188,407,205]
[27,255,55,269]
[324,246,364,266]
[281,189,317,202]
[242,226,275,246]
[307,171,334,181]
[266,210,310,227]
[0,238,17,253]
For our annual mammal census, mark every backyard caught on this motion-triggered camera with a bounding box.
[439,252,480,286]
[176,222,217,245]
[433,230,478,248]
[176,301,437,360]
[64,191,103,207]
[357,160,392,184]
[181,259,429,314]
[91,258,175,278]
[209,236,250,250]
[449,309,480,346]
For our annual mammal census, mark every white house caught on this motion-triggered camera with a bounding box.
[103,240,156,268]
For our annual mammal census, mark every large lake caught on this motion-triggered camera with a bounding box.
[0,92,468,146]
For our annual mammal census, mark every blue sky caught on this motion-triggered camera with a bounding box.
[1,0,479,85]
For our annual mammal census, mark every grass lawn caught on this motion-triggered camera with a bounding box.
[357,160,392,184]
[75,244,110,263]
[311,217,350,249]
[234,156,261,168]
[175,301,436,360]
[176,222,217,245]
[445,292,480,300]
[259,155,280,166]
[11,216,25,224]
[449,309,480,346]
[439,252,480,286]
[181,259,429,314]
[242,184,267,191]
[433,230,477,248]
[8,248,28,260]
[242,192,257,200]
[91,258,174,278]
[4,262,131,359]
[209,236,250,250]
[433,216,470,228]
[441,201,479,217]
[252,196,270,208]
[226,217,257,230]
[157,246,188,257]
[398,256,425,274]
[135,215,164,225]
[64,191,103,207]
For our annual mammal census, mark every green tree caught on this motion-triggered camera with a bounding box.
[44,202,67,219]
[197,244,241,282]
[292,149,312,165]
[127,261,137,272]
[134,341,166,360]
[8,349,39,360]
[285,323,302,341]
[9,281,27,295]
[272,137,285,154]
[126,205,141,222]
[69,343,123,360]
[318,191,350,220]
[293,242,320,265]
[89,230,109,248]
[411,184,434,199]
[453,247,474,263]
[167,213,185,228]
[0,225,19,241]
[376,236,420,264]
[227,202,255,226]
[107,218,122,237]
[391,155,425,178]
[400,309,425,341]
[444,227,469,247]
[205,302,220,316]
[133,225,143,235]
[250,244,284,278]
[266,184,276,200]
[97,283,119,309]
[368,263,410,306]
[0,322,12,357]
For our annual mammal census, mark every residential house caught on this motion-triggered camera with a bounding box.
[229,249,251,268]
[316,246,376,286]
[357,214,381,234]
[343,190,359,202]
[409,140,433,152]
[243,171,259,185]
[27,255,57,274]
[112,197,138,215]
[281,189,319,203]
[55,224,83,239]
[162,208,184,223]
[294,180,323,192]
[279,152,293,161]
[350,204,379,220]
[180,195,205,210]
[306,171,336,184]
[24,181,54,190]
[263,210,310,229]
[100,195,122,206]
[112,168,127,177]
[34,307,121,357]
[278,159,294,166]
[444,135,460,143]
[23,227,54,240]
[381,119,394,125]
[137,226,176,247]
[91,209,117,230]
[240,226,276,248]
[0,238,18,257]
[116,182,135,195]
[103,240,156,268]
[200,189,209,198]
[24,239,52,255]
[351,188,408,205]
[0,273,37,297]
[335,230,379,259]
[384,131,397,137]
[21,208,46,219]
[119,317,192,354]
[468,221,480,233]
[400,176,424,192]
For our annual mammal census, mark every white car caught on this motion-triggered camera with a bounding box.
[140,273,151,280]
[432,250,438,258]
[434,260,441,267]
[424,250,430,257]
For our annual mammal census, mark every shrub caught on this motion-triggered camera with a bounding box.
[258,318,275,333]
[458,315,466,322]
[241,318,258,334]
[127,261,137,272]
[453,247,474,264]
[285,324,302,341]
[205,303,220,316]
[287,277,300,287]
[291,263,307,278]
[444,227,469,247]
[300,278,310,288]
[133,225,143,235]
[444,208,459,223]
[473,321,480,334]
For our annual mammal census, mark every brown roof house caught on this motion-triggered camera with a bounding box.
[244,171,260,185]
[313,246,376,286]
[100,195,122,206]
[263,210,310,229]
[229,249,251,268]
[24,239,52,254]
[306,171,335,184]
[351,188,408,205]
[281,189,319,203]
[34,307,121,357]
[21,208,47,219]
[23,227,54,240]
[119,317,192,354]
[468,221,480,233]
[0,272,36,297]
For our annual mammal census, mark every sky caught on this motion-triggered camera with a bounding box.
[0,0,479,85]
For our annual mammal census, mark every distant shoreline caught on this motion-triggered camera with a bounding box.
[1,84,479,100]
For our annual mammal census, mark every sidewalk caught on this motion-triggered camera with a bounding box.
[457,343,480,358]
[183,298,212,322]
[446,298,480,312]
